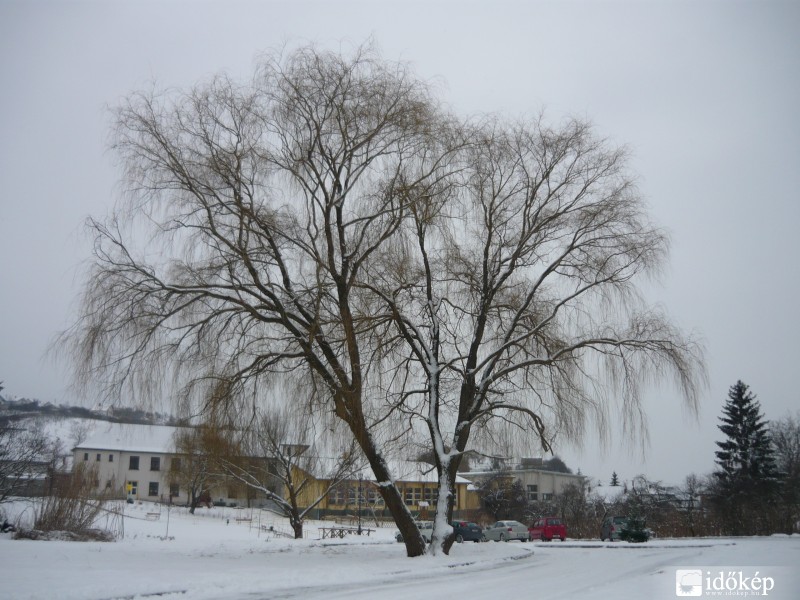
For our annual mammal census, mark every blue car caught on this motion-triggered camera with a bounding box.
[451,521,483,543]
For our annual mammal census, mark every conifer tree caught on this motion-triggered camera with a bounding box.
[610,471,620,486]
[712,380,780,534]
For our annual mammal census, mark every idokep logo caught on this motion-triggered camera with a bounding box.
[676,570,704,597]
[675,568,778,597]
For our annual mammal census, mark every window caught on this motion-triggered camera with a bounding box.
[129,456,140,470]
[328,487,346,505]
[423,487,439,503]
[96,453,101,461]
[127,480,138,496]
[527,484,538,501]
[347,485,358,504]
[83,452,89,461]
[541,493,553,501]
[148,482,159,497]
[109,454,114,462]
[169,483,179,498]
[150,457,161,471]
[404,487,422,506]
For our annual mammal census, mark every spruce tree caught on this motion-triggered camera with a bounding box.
[712,380,780,534]
[610,471,620,486]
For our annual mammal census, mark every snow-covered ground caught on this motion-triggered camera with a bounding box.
[1,500,798,600]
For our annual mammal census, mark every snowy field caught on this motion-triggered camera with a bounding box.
[1,501,798,600]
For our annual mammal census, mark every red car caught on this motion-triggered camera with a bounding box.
[528,517,567,541]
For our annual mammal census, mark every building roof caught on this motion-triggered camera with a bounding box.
[460,467,585,480]
[364,461,472,485]
[74,423,188,453]
[73,424,473,486]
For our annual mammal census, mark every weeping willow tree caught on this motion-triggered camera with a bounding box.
[366,115,706,553]
[60,42,705,557]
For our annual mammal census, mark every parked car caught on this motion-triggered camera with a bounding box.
[600,516,626,541]
[395,520,434,543]
[483,520,529,542]
[451,521,483,543]
[528,517,567,541]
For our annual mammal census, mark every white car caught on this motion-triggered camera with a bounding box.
[395,520,434,543]
[483,520,529,542]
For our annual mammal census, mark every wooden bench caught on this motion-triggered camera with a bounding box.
[234,517,252,523]
[145,512,161,521]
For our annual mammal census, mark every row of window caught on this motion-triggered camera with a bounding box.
[82,453,179,473]
[526,485,553,501]
[326,485,457,507]
[125,480,180,498]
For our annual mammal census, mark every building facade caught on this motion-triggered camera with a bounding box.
[461,465,586,504]
[303,462,481,520]
[73,424,189,503]
[72,424,482,518]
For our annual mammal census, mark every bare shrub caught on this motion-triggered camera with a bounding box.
[32,463,112,538]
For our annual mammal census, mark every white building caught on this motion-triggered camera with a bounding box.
[73,423,188,503]
[461,457,586,503]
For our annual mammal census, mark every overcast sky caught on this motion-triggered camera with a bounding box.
[2,0,798,486]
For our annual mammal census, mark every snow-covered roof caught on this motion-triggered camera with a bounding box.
[460,467,584,480]
[369,461,472,485]
[304,459,473,485]
[74,423,188,453]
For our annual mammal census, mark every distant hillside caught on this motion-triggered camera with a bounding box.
[0,396,181,428]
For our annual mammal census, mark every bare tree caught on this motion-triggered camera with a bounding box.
[69,420,93,449]
[213,404,362,538]
[60,43,457,556]
[33,462,111,538]
[772,412,800,533]
[1,419,51,504]
[679,473,706,537]
[170,426,224,514]
[60,43,705,556]
[367,117,706,553]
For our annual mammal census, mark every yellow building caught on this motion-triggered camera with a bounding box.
[301,461,481,520]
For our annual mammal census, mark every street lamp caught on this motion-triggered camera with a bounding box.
[357,473,362,535]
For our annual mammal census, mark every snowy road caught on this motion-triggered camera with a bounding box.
[225,539,800,600]
[2,503,798,600]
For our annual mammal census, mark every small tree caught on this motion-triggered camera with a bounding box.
[214,405,362,538]
[771,412,800,533]
[477,472,529,521]
[170,426,223,514]
[33,463,111,538]
[542,456,572,474]
[0,419,51,504]
[678,473,706,537]
[711,380,781,534]
[610,471,620,486]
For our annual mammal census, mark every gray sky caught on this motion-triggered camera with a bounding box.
[2,0,798,487]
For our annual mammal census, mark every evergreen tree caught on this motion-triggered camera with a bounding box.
[712,380,781,534]
[610,471,620,486]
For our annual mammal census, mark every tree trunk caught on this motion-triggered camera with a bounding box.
[360,444,425,556]
[290,513,303,539]
[340,392,427,557]
[430,462,458,555]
